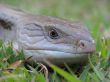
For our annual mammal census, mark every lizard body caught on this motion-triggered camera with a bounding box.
[0,5,95,64]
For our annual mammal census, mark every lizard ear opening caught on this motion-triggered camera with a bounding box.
[0,19,13,30]
[0,4,21,30]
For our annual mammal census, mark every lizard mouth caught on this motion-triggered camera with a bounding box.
[25,50,93,59]
[25,48,93,55]
[24,49,93,63]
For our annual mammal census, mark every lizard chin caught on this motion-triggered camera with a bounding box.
[24,49,92,64]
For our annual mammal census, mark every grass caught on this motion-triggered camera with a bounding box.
[0,0,110,82]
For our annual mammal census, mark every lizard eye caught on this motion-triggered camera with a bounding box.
[49,29,59,39]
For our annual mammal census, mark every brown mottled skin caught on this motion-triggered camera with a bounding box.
[0,5,95,64]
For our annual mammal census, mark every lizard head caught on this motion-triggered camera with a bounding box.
[0,5,95,64]
[19,15,96,64]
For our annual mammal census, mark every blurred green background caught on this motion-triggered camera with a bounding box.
[0,0,109,23]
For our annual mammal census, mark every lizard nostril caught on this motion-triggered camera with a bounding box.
[78,41,86,49]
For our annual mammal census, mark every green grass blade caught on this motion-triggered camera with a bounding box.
[88,56,105,82]
[50,64,81,82]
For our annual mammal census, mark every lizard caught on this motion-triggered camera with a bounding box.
[0,4,95,64]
